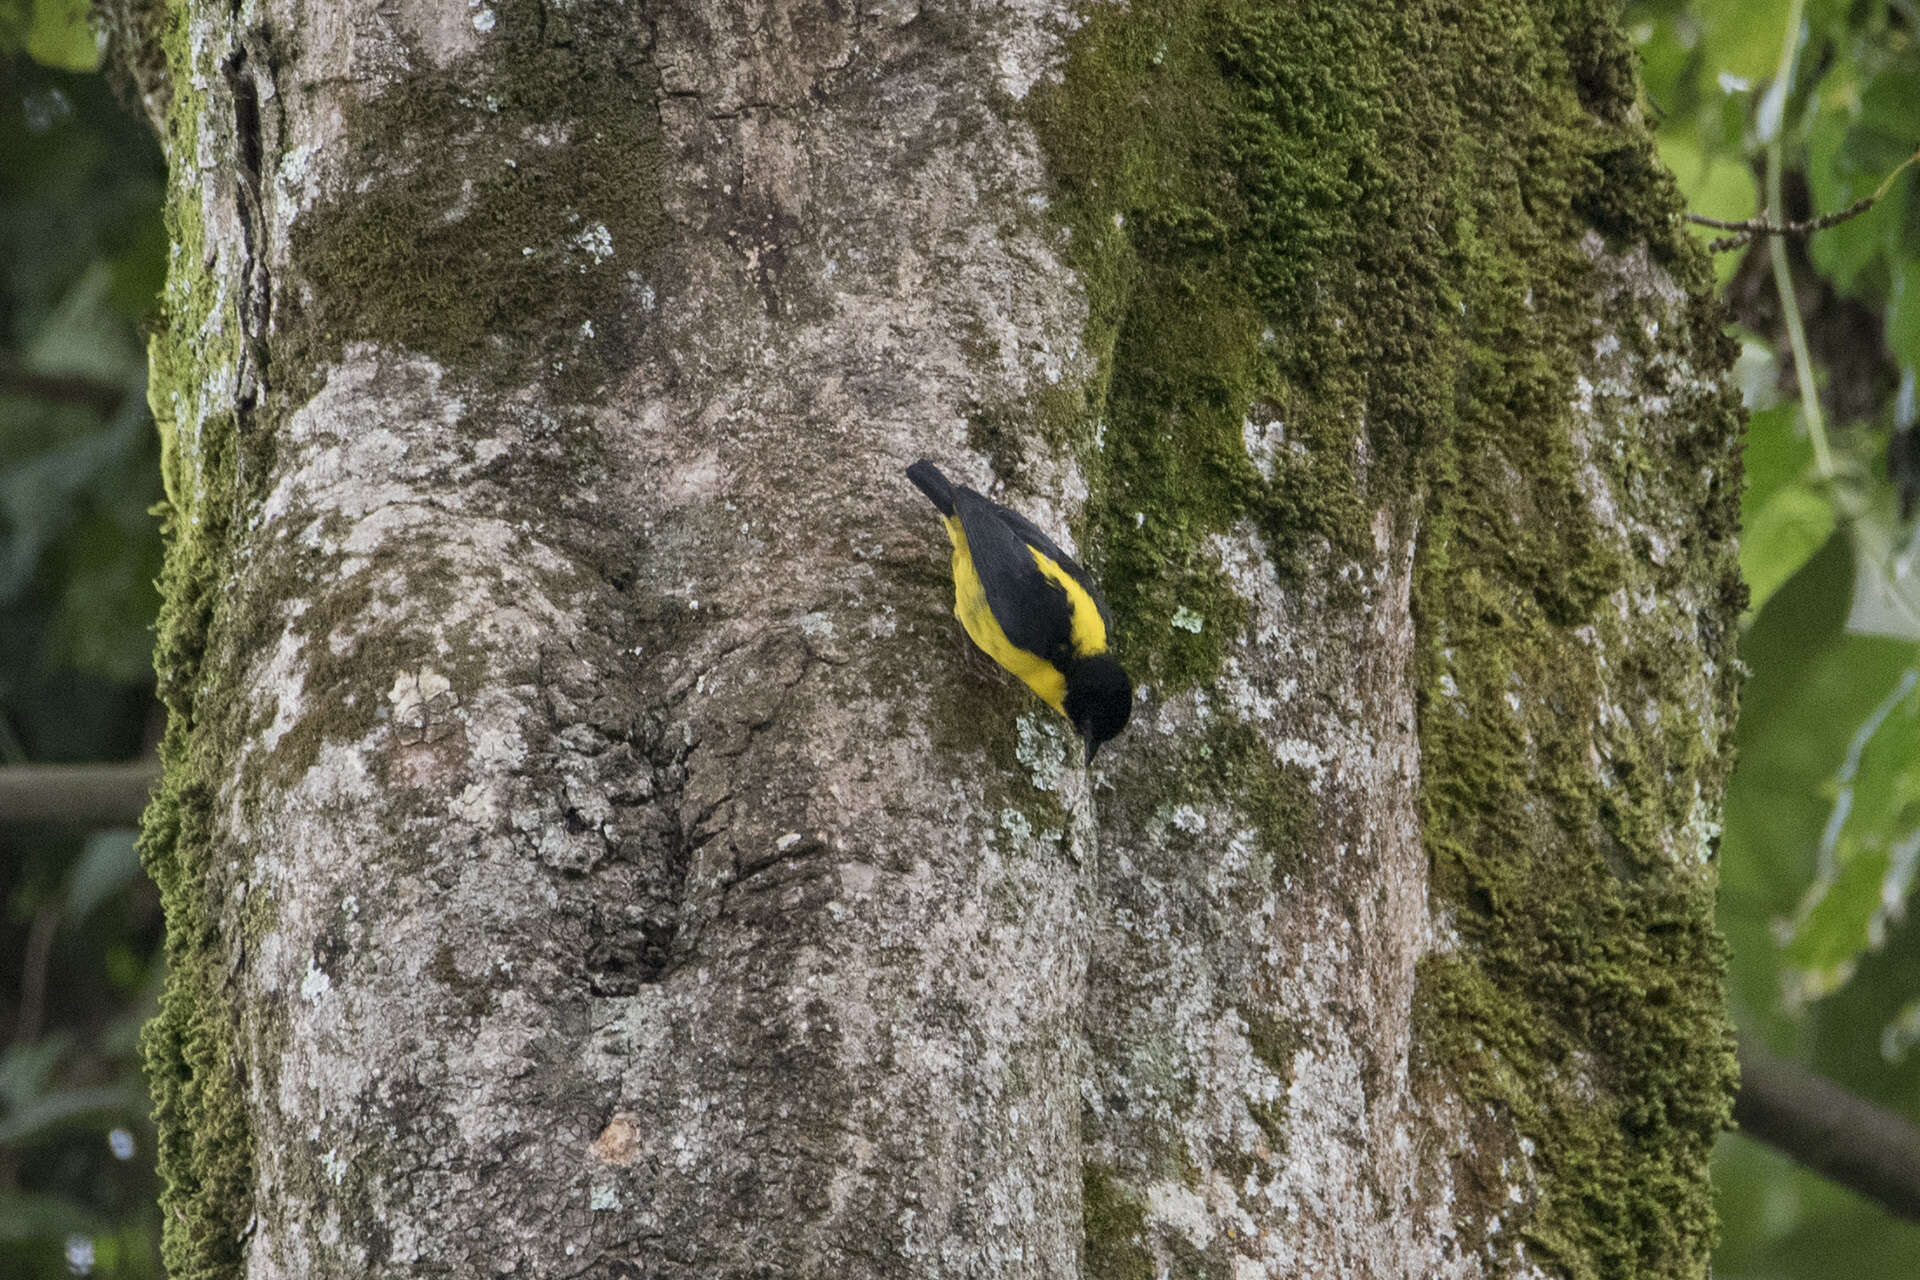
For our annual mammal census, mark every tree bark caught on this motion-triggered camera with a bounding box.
[137,2,1742,1278]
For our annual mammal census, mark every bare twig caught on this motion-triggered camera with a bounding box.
[1735,1037,1920,1223]
[1690,196,1877,251]
[1688,146,1920,253]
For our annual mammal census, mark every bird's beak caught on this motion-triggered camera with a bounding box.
[1083,730,1100,766]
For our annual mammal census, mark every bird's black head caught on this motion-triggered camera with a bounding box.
[1064,654,1133,764]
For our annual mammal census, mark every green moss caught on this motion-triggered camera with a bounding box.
[138,18,253,1279]
[1029,3,1371,697]
[1163,1230,1222,1280]
[1207,722,1312,871]
[232,535,506,794]
[1401,4,1740,1276]
[1028,1,1697,690]
[1245,1096,1287,1156]
[1240,1003,1297,1078]
[1108,717,1314,915]
[282,2,665,396]
[1036,0,1738,1273]
[1082,1163,1156,1280]
[1239,1003,1296,1157]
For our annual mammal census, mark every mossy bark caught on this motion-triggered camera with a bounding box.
[139,1,1736,1277]
[1041,2,1740,1276]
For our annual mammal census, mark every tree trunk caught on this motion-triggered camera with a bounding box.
[136,1,1741,1277]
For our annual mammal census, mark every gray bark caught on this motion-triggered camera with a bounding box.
[137,1,1740,1277]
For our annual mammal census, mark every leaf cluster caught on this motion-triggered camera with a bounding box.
[1633,0,1920,1271]
[1,34,167,1280]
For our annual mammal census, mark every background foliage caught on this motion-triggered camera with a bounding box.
[4,3,1919,1277]
[1630,0,1920,1273]
[1,10,166,1279]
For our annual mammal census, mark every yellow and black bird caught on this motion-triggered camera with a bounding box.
[907,459,1133,761]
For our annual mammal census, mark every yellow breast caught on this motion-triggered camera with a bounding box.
[944,515,1107,716]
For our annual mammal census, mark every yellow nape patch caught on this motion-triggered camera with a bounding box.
[1028,546,1108,659]
[941,516,1105,717]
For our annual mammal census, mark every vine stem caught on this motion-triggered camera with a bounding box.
[1760,0,1833,482]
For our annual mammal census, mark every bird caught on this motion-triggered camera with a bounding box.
[906,459,1133,762]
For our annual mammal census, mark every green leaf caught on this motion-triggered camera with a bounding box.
[1657,126,1757,285]
[1890,257,1920,372]
[1719,533,1914,1035]
[1630,18,1696,119]
[65,829,140,921]
[1805,111,1900,297]
[0,1081,147,1147]
[1777,843,1890,1000]
[1740,406,1834,617]
[0,1037,68,1111]
[0,418,134,600]
[21,0,98,73]
[1742,404,1809,517]
[1777,668,1920,1003]
[23,262,142,384]
[1853,59,1920,171]
[1884,995,1920,1062]
[1744,481,1837,618]
[1844,510,1920,642]
[0,1191,109,1243]
[1693,0,1796,88]
[1802,0,1864,40]
[1805,49,1920,299]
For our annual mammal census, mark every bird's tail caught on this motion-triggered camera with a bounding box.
[906,460,956,516]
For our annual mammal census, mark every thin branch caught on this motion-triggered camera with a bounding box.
[11,906,59,1047]
[0,761,161,827]
[1735,1038,1920,1223]
[1690,196,1875,251]
[0,364,126,416]
[1689,146,1920,253]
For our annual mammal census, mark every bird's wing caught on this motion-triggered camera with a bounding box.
[991,501,1115,637]
[951,486,1074,659]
